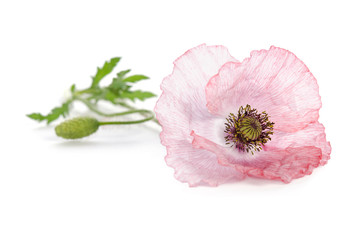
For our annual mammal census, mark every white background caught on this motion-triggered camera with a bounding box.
[1,0,361,239]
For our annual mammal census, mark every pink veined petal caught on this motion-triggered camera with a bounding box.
[266,122,331,165]
[154,44,242,186]
[164,138,245,187]
[191,131,323,183]
[206,46,322,133]
[156,44,330,186]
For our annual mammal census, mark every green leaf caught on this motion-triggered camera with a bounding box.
[26,102,71,124]
[91,57,121,88]
[115,69,131,80]
[120,90,156,101]
[70,84,76,93]
[109,81,128,93]
[27,113,47,121]
[104,90,119,103]
[109,70,131,92]
[122,75,149,83]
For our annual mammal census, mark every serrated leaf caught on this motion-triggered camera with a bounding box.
[122,75,149,83]
[91,57,121,88]
[115,69,131,80]
[109,70,131,92]
[109,81,128,93]
[108,75,127,92]
[120,90,156,101]
[26,102,71,124]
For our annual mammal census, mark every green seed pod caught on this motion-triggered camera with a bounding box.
[55,117,99,139]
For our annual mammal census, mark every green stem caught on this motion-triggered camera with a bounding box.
[74,97,153,118]
[118,102,160,125]
[73,96,158,125]
[74,88,99,95]
[99,115,154,125]
[72,88,161,126]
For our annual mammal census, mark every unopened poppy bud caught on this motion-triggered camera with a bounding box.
[55,117,99,139]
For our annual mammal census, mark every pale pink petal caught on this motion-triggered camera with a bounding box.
[164,140,245,187]
[266,122,331,165]
[191,131,323,183]
[154,44,242,186]
[156,44,330,186]
[206,46,322,132]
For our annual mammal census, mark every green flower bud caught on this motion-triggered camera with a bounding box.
[55,117,99,139]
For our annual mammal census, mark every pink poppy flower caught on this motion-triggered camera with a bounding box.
[154,44,331,187]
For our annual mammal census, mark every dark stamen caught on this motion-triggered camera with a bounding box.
[224,104,274,154]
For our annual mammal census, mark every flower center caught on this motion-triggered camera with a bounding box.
[224,104,274,154]
[239,116,262,140]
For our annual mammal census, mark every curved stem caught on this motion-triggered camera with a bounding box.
[74,97,153,118]
[118,102,160,125]
[99,115,154,125]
